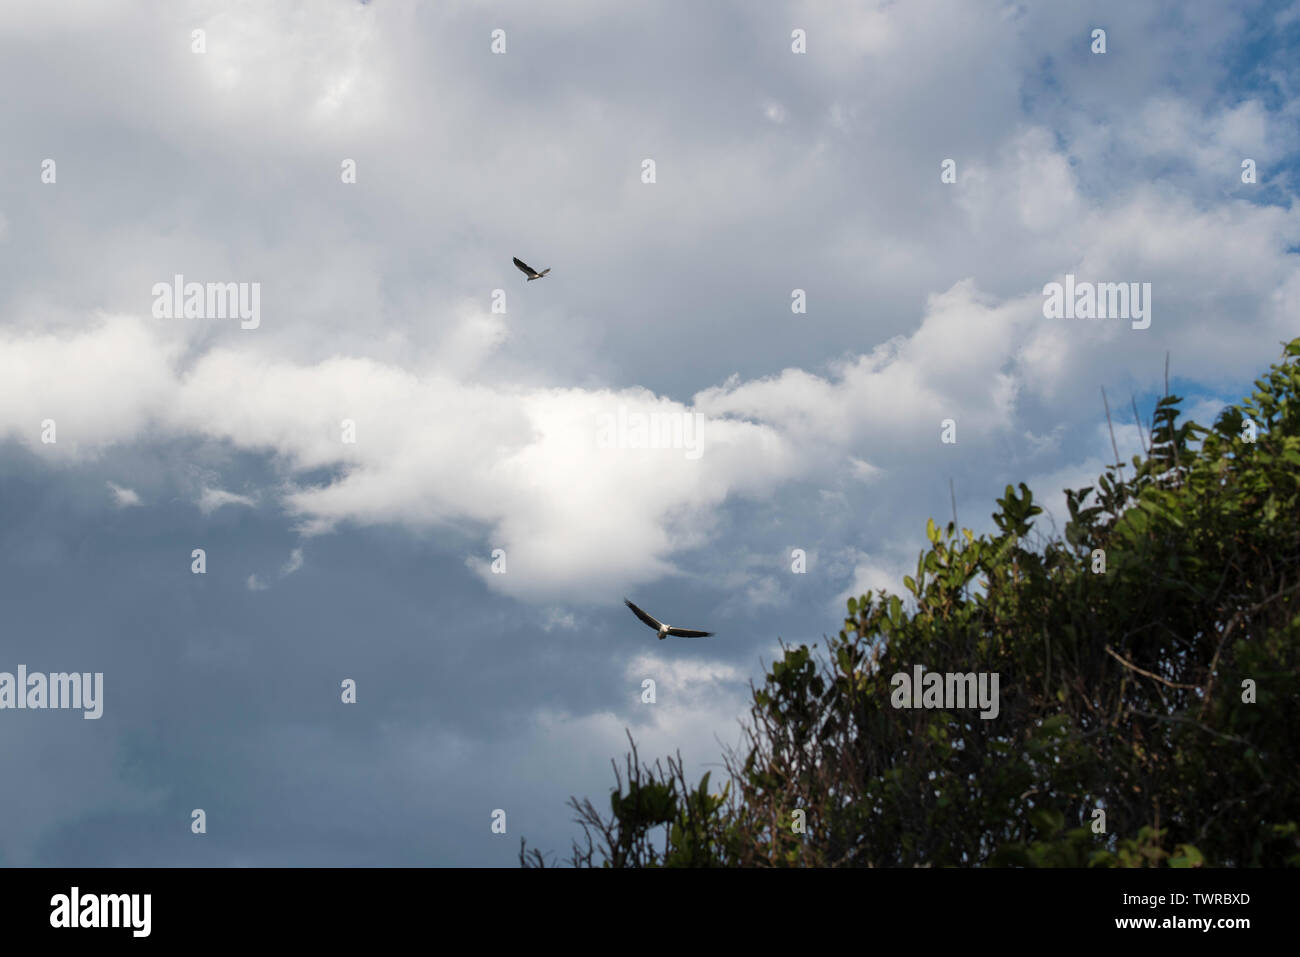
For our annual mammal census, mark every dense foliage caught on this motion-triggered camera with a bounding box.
[523,339,1300,867]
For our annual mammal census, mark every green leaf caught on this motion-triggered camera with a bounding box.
[1170,844,1204,868]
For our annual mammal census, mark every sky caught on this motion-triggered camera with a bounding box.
[0,0,1297,866]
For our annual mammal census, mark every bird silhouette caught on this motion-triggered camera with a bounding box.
[624,598,715,639]
[513,257,551,281]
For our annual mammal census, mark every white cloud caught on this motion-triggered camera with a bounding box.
[106,482,141,508]
[281,548,304,577]
[835,552,911,614]
[626,653,743,695]
[541,607,576,632]
[3,180,1295,605]
[848,457,884,483]
[198,486,258,515]
[0,316,178,454]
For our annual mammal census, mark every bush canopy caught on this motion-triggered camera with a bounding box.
[524,338,1300,868]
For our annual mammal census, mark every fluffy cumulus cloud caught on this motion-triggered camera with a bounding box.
[0,0,1297,865]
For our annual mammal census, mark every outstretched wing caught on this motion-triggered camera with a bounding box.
[513,257,537,277]
[666,627,714,638]
[624,598,662,632]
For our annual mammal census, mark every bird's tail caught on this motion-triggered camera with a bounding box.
[540,268,551,276]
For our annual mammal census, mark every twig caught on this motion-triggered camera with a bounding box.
[1201,578,1300,717]
[1104,644,1201,690]
[1102,387,1121,468]
[1164,352,1182,477]
[1130,393,1149,456]
[1127,709,1253,748]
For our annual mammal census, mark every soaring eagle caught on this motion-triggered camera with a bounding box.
[512,257,551,281]
[624,598,715,639]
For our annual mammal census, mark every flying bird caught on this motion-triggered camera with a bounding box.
[513,256,551,281]
[624,598,714,639]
